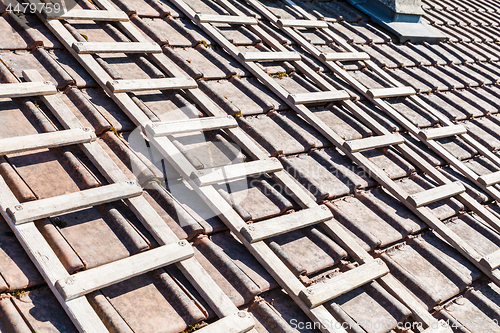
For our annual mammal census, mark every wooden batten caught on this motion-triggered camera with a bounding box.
[241,205,333,242]
[299,259,389,308]
[191,158,283,186]
[0,128,96,155]
[72,41,162,54]
[343,134,404,153]
[277,19,328,28]
[407,181,465,208]
[478,171,500,187]
[195,14,258,25]
[320,52,370,61]
[8,181,143,224]
[194,312,255,333]
[145,116,237,136]
[479,249,500,271]
[288,90,350,104]
[43,9,129,21]
[419,124,467,140]
[239,51,301,62]
[106,77,198,93]
[367,87,416,99]
[0,81,56,98]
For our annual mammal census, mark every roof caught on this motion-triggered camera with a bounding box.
[0,0,499,332]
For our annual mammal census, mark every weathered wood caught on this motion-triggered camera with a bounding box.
[55,241,194,300]
[43,9,129,21]
[0,81,56,98]
[240,0,498,327]
[106,77,197,92]
[72,41,162,54]
[320,52,370,61]
[25,70,243,320]
[195,14,257,25]
[8,181,143,224]
[407,181,465,208]
[288,90,350,104]
[195,311,255,333]
[239,51,301,62]
[191,158,283,186]
[0,168,109,332]
[420,124,467,140]
[299,259,389,308]
[21,7,256,332]
[343,134,404,153]
[145,116,237,136]
[0,129,96,155]
[478,171,500,187]
[278,19,328,28]
[480,249,500,271]
[367,87,416,99]
[241,205,332,242]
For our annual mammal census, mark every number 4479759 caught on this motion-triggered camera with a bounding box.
[5,2,61,14]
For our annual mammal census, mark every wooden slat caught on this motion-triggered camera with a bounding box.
[241,205,332,242]
[0,81,56,98]
[479,248,500,271]
[72,41,162,54]
[320,52,370,61]
[43,9,129,21]
[407,181,465,208]
[299,259,389,308]
[191,158,283,186]
[145,116,237,136]
[478,170,500,187]
[239,51,301,62]
[343,134,404,153]
[195,14,258,25]
[7,181,143,224]
[106,77,197,92]
[277,19,328,28]
[420,124,467,140]
[367,87,416,99]
[288,90,350,104]
[55,241,194,300]
[195,311,255,333]
[0,128,96,155]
